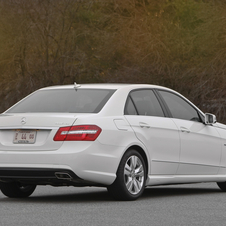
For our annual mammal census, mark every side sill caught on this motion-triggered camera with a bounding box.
[146,175,226,186]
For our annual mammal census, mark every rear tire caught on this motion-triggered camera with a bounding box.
[217,182,226,191]
[0,182,36,198]
[107,149,147,201]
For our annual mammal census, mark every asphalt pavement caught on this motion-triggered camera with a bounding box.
[0,183,225,226]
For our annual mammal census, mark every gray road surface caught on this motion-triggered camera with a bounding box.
[0,183,225,226]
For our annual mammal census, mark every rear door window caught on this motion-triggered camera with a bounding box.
[125,89,165,117]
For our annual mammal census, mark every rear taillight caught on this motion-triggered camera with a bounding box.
[54,125,102,141]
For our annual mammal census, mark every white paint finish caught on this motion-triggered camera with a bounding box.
[151,161,179,175]
[125,115,180,175]
[214,122,226,169]
[177,163,219,175]
[0,83,226,191]
[113,119,129,131]
[172,119,222,175]
[146,174,226,186]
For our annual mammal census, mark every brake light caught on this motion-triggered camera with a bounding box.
[54,125,102,141]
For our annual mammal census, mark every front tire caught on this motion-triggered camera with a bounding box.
[108,149,147,201]
[0,182,36,198]
[217,182,226,191]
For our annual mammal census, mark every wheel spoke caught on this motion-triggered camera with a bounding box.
[135,165,144,177]
[126,178,133,192]
[133,179,141,193]
[131,156,138,170]
[124,155,145,195]
[124,162,132,176]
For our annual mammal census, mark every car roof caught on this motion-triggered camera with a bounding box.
[40,83,171,91]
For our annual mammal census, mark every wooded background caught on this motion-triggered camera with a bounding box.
[1,0,226,122]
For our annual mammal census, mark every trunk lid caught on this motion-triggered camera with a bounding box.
[0,113,77,151]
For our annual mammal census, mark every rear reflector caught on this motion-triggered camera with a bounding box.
[54,125,102,141]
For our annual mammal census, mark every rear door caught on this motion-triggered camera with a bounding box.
[124,89,180,175]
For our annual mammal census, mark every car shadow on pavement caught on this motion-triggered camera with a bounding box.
[0,188,112,203]
[142,184,221,199]
[0,184,222,203]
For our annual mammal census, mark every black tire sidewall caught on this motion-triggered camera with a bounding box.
[0,182,36,198]
[217,182,226,191]
[116,149,147,200]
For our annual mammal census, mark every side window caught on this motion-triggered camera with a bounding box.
[124,96,138,115]
[125,89,165,117]
[159,90,201,122]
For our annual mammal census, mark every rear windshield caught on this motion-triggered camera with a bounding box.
[6,89,116,113]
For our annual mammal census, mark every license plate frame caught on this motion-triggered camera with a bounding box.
[13,130,37,144]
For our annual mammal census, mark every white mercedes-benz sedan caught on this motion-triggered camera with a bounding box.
[0,83,226,200]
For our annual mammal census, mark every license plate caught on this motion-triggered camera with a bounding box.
[13,130,37,144]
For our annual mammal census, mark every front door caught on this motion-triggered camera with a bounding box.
[158,90,222,175]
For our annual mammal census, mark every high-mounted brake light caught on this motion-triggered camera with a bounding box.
[54,125,102,141]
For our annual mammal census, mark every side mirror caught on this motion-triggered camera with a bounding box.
[204,113,217,125]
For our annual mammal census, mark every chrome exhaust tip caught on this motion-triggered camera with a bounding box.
[55,172,72,180]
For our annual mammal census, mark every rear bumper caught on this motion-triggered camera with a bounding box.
[0,141,124,186]
[0,167,100,186]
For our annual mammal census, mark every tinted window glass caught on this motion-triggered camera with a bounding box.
[6,89,115,113]
[126,89,164,117]
[124,97,138,115]
[159,90,201,121]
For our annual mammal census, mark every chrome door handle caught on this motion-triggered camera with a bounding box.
[139,122,150,128]
[180,127,190,133]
